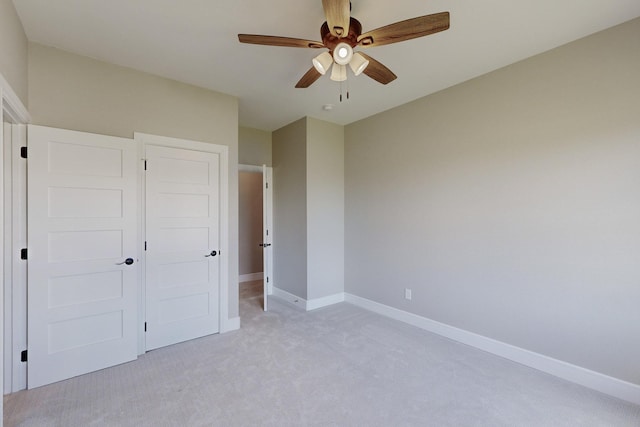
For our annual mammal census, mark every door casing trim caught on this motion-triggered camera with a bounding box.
[2,73,30,394]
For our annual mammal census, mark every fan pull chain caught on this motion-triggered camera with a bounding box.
[338,80,350,102]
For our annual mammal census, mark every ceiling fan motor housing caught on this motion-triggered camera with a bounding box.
[321,17,362,54]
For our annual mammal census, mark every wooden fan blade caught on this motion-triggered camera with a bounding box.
[238,34,324,49]
[358,53,397,85]
[357,12,449,47]
[295,67,323,88]
[322,0,351,38]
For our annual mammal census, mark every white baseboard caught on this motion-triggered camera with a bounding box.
[344,293,640,406]
[239,272,263,282]
[271,287,308,310]
[271,288,345,311]
[307,292,345,311]
[220,316,241,333]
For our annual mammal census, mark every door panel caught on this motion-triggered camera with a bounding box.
[27,125,138,388]
[48,187,124,217]
[145,145,220,350]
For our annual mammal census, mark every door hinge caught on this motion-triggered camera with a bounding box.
[266,229,269,236]
[20,248,27,260]
[267,276,269,283]
[21,350,27,362]
[144,241,147,251]
[266,182,269,189]
[20,147,27,159]
[144,160,147,171]
[144,322,147,332]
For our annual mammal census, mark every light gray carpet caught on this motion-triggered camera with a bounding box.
[4,281,640,426]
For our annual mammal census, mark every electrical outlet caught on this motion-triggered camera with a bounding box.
[405,288,412,300]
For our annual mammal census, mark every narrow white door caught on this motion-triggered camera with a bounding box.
[27,125,138,388]
[145,145,221,350]
[262,165,273,311]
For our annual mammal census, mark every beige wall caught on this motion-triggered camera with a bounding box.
[273,118,308,298]
[345,17,640,385]
[272,117,345,302]
[239,126,272,166]
[239,171,263,275]
[28,43,241,318]
[0,0,28,105]
[307,118,344,300]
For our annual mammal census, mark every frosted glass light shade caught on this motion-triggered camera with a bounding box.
[312,52,333,75]
[349,52,369,76]
[330,63,347,81]
[332,42,353,65]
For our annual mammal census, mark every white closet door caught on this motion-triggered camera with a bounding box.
[144,145,220,350]
[27,125,138,388]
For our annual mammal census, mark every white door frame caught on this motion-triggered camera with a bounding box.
[135,132,230,352]
[2,73,30,395]
[3,118,27,393]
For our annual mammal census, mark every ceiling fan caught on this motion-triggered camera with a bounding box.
[238,0,450,88]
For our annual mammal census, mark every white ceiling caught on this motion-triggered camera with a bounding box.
[13,0,640,131]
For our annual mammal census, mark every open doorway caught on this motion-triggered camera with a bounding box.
[238,165,272,312]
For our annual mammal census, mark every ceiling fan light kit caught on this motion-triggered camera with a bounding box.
[349,52,369,76]
[238,0,450,89]
[312,51,334,75]
[333,42,353,65]
[330,63,347,82]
